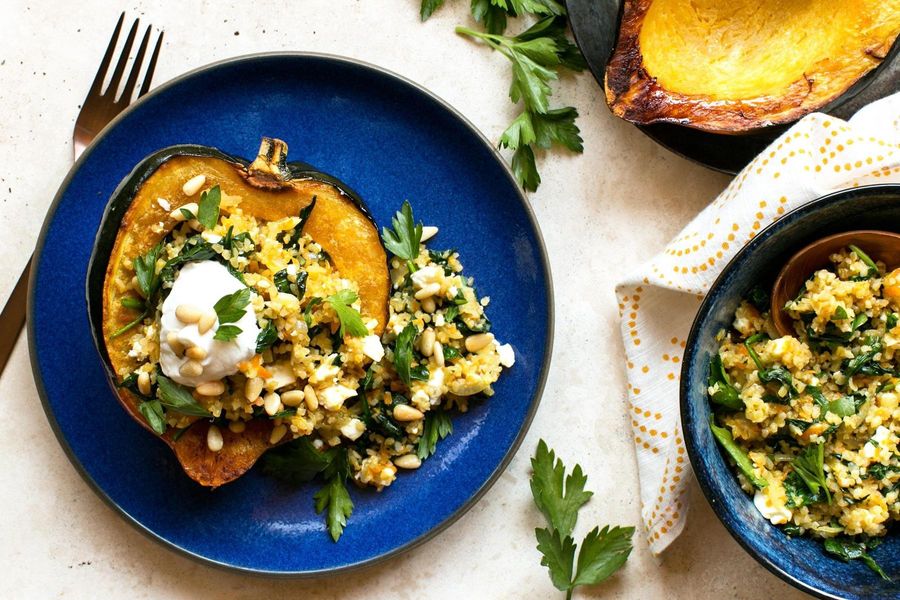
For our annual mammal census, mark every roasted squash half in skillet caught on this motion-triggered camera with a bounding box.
[87,138,389,487]
[605,0,900,133]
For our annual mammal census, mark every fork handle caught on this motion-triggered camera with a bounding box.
[0,259,31,376]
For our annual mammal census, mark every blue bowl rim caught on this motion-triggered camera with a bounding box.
[680,183,900,599]
[26,52,555,578]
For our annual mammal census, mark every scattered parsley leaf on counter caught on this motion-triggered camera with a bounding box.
[381,201,422,261]
[213,324,242,342]
[531,440,633,598]
[197,184,221,229]
[326,289,369,337]
[417,409,454,459]
[393,322,418,385]
[455,15,585,191]
[314,448,354,542]
[156,375,211,417]
[420,0,445,21]
[213,287,251,324]
[531,439,592,537]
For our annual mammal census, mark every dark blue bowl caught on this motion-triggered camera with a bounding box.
[28,53,553,575]
[681,184,900,599]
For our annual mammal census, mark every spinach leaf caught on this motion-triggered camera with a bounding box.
[844,337,884,377]
[791,443,831,504]
[707,353,743,410]
[823,537,891,581]
[442,345,461,361]
[746,286,770,312]
[304,297,323,328]
[286,197,317,250]
[274,269,308,299]
[745,334,797,398]
[255,321,279,354]
[261,437,336,484]
[709,417,768,490]
[847,245,879,281]
[806,386,829,410]
[827,392,867,418]
[159,238,217,284]
[784,471,824,508]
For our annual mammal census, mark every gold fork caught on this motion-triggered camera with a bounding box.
[0,13,164,375]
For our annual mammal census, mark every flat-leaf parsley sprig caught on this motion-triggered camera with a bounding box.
[421,1,586,191]
[531,440,634,599]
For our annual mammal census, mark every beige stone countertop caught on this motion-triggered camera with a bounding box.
[0,1,809,598]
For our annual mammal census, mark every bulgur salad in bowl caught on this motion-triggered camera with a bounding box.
[709,245,899,579]
[89,138,515,540]
[682,186,900,598]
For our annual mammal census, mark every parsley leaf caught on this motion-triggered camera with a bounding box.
[197,185,221,229]
[393,322,418,385]
[420,0,445,20]
[213,287,251,324]
[530,439,592,537]
[530,440,633,597]
[417,409,453,459]
[326,290,368,337]
[571,525,635,587]
[213,324,242,342]
[381,201,422,261]
[156,375,211,417]
[471,0,509,34]
[535,527,576,591]
[511,145,541,191]
[133,243,162,299]
[138,399,166,435]
[792,442,832,504]
[314,448,354,542]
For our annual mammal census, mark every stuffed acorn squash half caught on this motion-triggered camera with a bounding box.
[87,138,390,487]
[605,0,900,133]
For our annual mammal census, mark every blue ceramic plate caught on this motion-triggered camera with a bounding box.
[681,185,900,599]
[28,53,553,575]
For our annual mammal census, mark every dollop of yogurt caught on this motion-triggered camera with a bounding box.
[159,260,260,387]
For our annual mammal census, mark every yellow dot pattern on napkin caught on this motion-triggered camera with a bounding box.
[615,93,900,555]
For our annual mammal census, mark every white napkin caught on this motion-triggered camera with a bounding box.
[616,92,900,554]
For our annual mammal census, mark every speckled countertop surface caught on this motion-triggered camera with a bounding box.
[0,1,810,598]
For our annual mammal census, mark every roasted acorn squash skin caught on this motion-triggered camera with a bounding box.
[86,140,389,488]
[605,0,900,133]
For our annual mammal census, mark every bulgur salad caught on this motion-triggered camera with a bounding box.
[111,182,514,540]
[708,245,899,579]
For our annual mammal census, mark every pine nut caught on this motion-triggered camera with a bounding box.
[180,360,203,377]
[169,202,199,221]
[228,420,246,433]
[167,332,185,355]
[264,392,282,416]
[198,311,217,335]
[269,424,288,444]
[281,390,305,407]
[393,404,424,422]
[420,328,436,357]
[196,381,225,396]
[206,425,224,452]
[395,454,422,469]
[415,283,441,300]
[137,371,151,396]
[420,226,439,242]
[421,297,436,313]
[186,346,207,361]
[465,333,494,353]
[175,304,202,324]
[304,384,319,410]
[245,376,264,401]
[182,174,206,197]
[433,342,445,367]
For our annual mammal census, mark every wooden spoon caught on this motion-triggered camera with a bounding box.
[770,230,900,337]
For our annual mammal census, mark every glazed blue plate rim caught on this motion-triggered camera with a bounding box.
[26,52,554,577]
[680,184,900,599]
